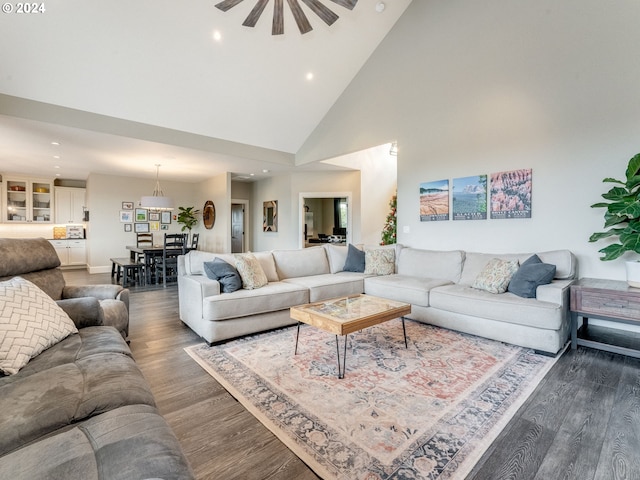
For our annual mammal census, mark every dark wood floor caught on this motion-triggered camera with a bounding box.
[64,270,640,480]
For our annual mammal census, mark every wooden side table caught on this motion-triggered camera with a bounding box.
[570,278,640,358]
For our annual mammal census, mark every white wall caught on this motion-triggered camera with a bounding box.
[86,173,198,272]
[298,0,640,281]
[252,171,361,252]
[193,173,230,253]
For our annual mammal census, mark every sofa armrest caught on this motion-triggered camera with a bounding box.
[56,297,101,329]
[536,279,575,305]
[98,299,129,339]
[178,275,220,324]
[63,284,125,302]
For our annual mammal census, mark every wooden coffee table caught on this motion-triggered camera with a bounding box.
[290,294,411,378]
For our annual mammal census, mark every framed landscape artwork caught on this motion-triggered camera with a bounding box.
[452,175,487,220]
[490,169,532,219]
[419,180,449,221]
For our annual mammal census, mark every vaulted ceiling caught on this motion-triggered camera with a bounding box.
[0,0,412,182]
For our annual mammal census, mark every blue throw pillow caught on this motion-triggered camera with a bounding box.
[343,244,365,273]
[204,258,243,293]
[508,254,556,298]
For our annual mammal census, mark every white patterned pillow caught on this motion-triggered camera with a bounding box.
[472,258,520,294]
[364,248,396,275]
[0,277,78,375]
[234,253,268,290]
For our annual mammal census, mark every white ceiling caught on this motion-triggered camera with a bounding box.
[0,0,412,182]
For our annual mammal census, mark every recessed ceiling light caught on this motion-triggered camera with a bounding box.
[54,165,60,169]
[376,2,385,13]
[306,72,314,81]
[51,141,60,146]
[250,173,255,176]
[262,169,270,173]
[213,30,222,42]
[53,155,60,159]
[55,173,61,177]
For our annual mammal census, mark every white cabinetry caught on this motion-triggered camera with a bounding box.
[55,187,86,224]
[49,239,86,267]
[4,176,54,223]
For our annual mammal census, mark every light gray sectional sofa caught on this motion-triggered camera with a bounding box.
[177,244,576,354]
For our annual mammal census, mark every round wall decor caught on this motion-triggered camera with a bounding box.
[203,200,216,229]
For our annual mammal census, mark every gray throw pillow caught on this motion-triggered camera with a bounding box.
[508,254,556,298]
[204,258,242,293]
[343,244,365,273]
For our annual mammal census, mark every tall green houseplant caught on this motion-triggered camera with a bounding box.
[589,152,640,261]
[177,206,200,233]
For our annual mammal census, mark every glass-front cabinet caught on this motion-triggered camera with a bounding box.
[4,177,53,223]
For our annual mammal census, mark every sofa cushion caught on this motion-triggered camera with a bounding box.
[204,258,242,293]
[364,275,453,307]
[508,255,556,298]
[283,272,365,302]
[0,277,78,375]
[324,244,349,273]
[343,244,365,273]
[429,284,564,330]
[0,405,194,480]
[272,247,330,279]
[203,282,309,321]
[472,258,520,294]
[234,253,268,290]
[397,248,464,283]
[364,248,395,275]
[0,350,156,456]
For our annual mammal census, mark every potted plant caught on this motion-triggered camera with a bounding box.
[177,206,200,239]
[589,152,640,287]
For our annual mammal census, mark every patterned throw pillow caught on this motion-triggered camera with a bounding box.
[364,248,396,275]
[234,253,268,290]
[0,277,78,375]
[473,258,520,294]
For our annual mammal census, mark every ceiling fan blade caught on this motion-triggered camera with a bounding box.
[243,0,270,27]
[215,0,246,12]
[286,0,313,34]
[273,0,284,34]
[300,0,338,26]
[327,0,357,10]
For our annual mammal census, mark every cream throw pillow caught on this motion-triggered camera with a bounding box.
[0,277,78,375]
[364,248,396,275]
[234,253,268,290]
[472,258,520,294]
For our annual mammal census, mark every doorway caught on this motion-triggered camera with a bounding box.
[231,201,247,253]
[299,192,352,248]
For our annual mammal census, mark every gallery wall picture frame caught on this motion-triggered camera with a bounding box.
[120,211,133,223]
[122,201,134,210]
[263,200,278,232]
[134,222,150,233]
[149,212,160,222]
[161,224,169,230]
[150,221,160,231]
[161,211,171,224]
[135,208,148,222]
[124,224,132,232]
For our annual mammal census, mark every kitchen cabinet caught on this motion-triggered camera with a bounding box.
[49,239,86,267]
[55,187,86,224]
[4,177,54,223]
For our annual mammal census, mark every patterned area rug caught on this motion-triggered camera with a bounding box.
[185,319,559,479]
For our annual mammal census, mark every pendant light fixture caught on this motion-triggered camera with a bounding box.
[140,164,174,210]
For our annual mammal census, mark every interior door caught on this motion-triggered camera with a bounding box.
[231,203,245,253]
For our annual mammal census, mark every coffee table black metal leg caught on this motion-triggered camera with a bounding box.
[402,317,408,348]
[294,322,301,355]
[335,334,348,379]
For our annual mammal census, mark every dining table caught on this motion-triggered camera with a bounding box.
[126,245,192,284]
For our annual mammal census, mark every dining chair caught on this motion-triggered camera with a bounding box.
[190,233,199,250]
[155,233,187,285]
[135,232,154,281]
